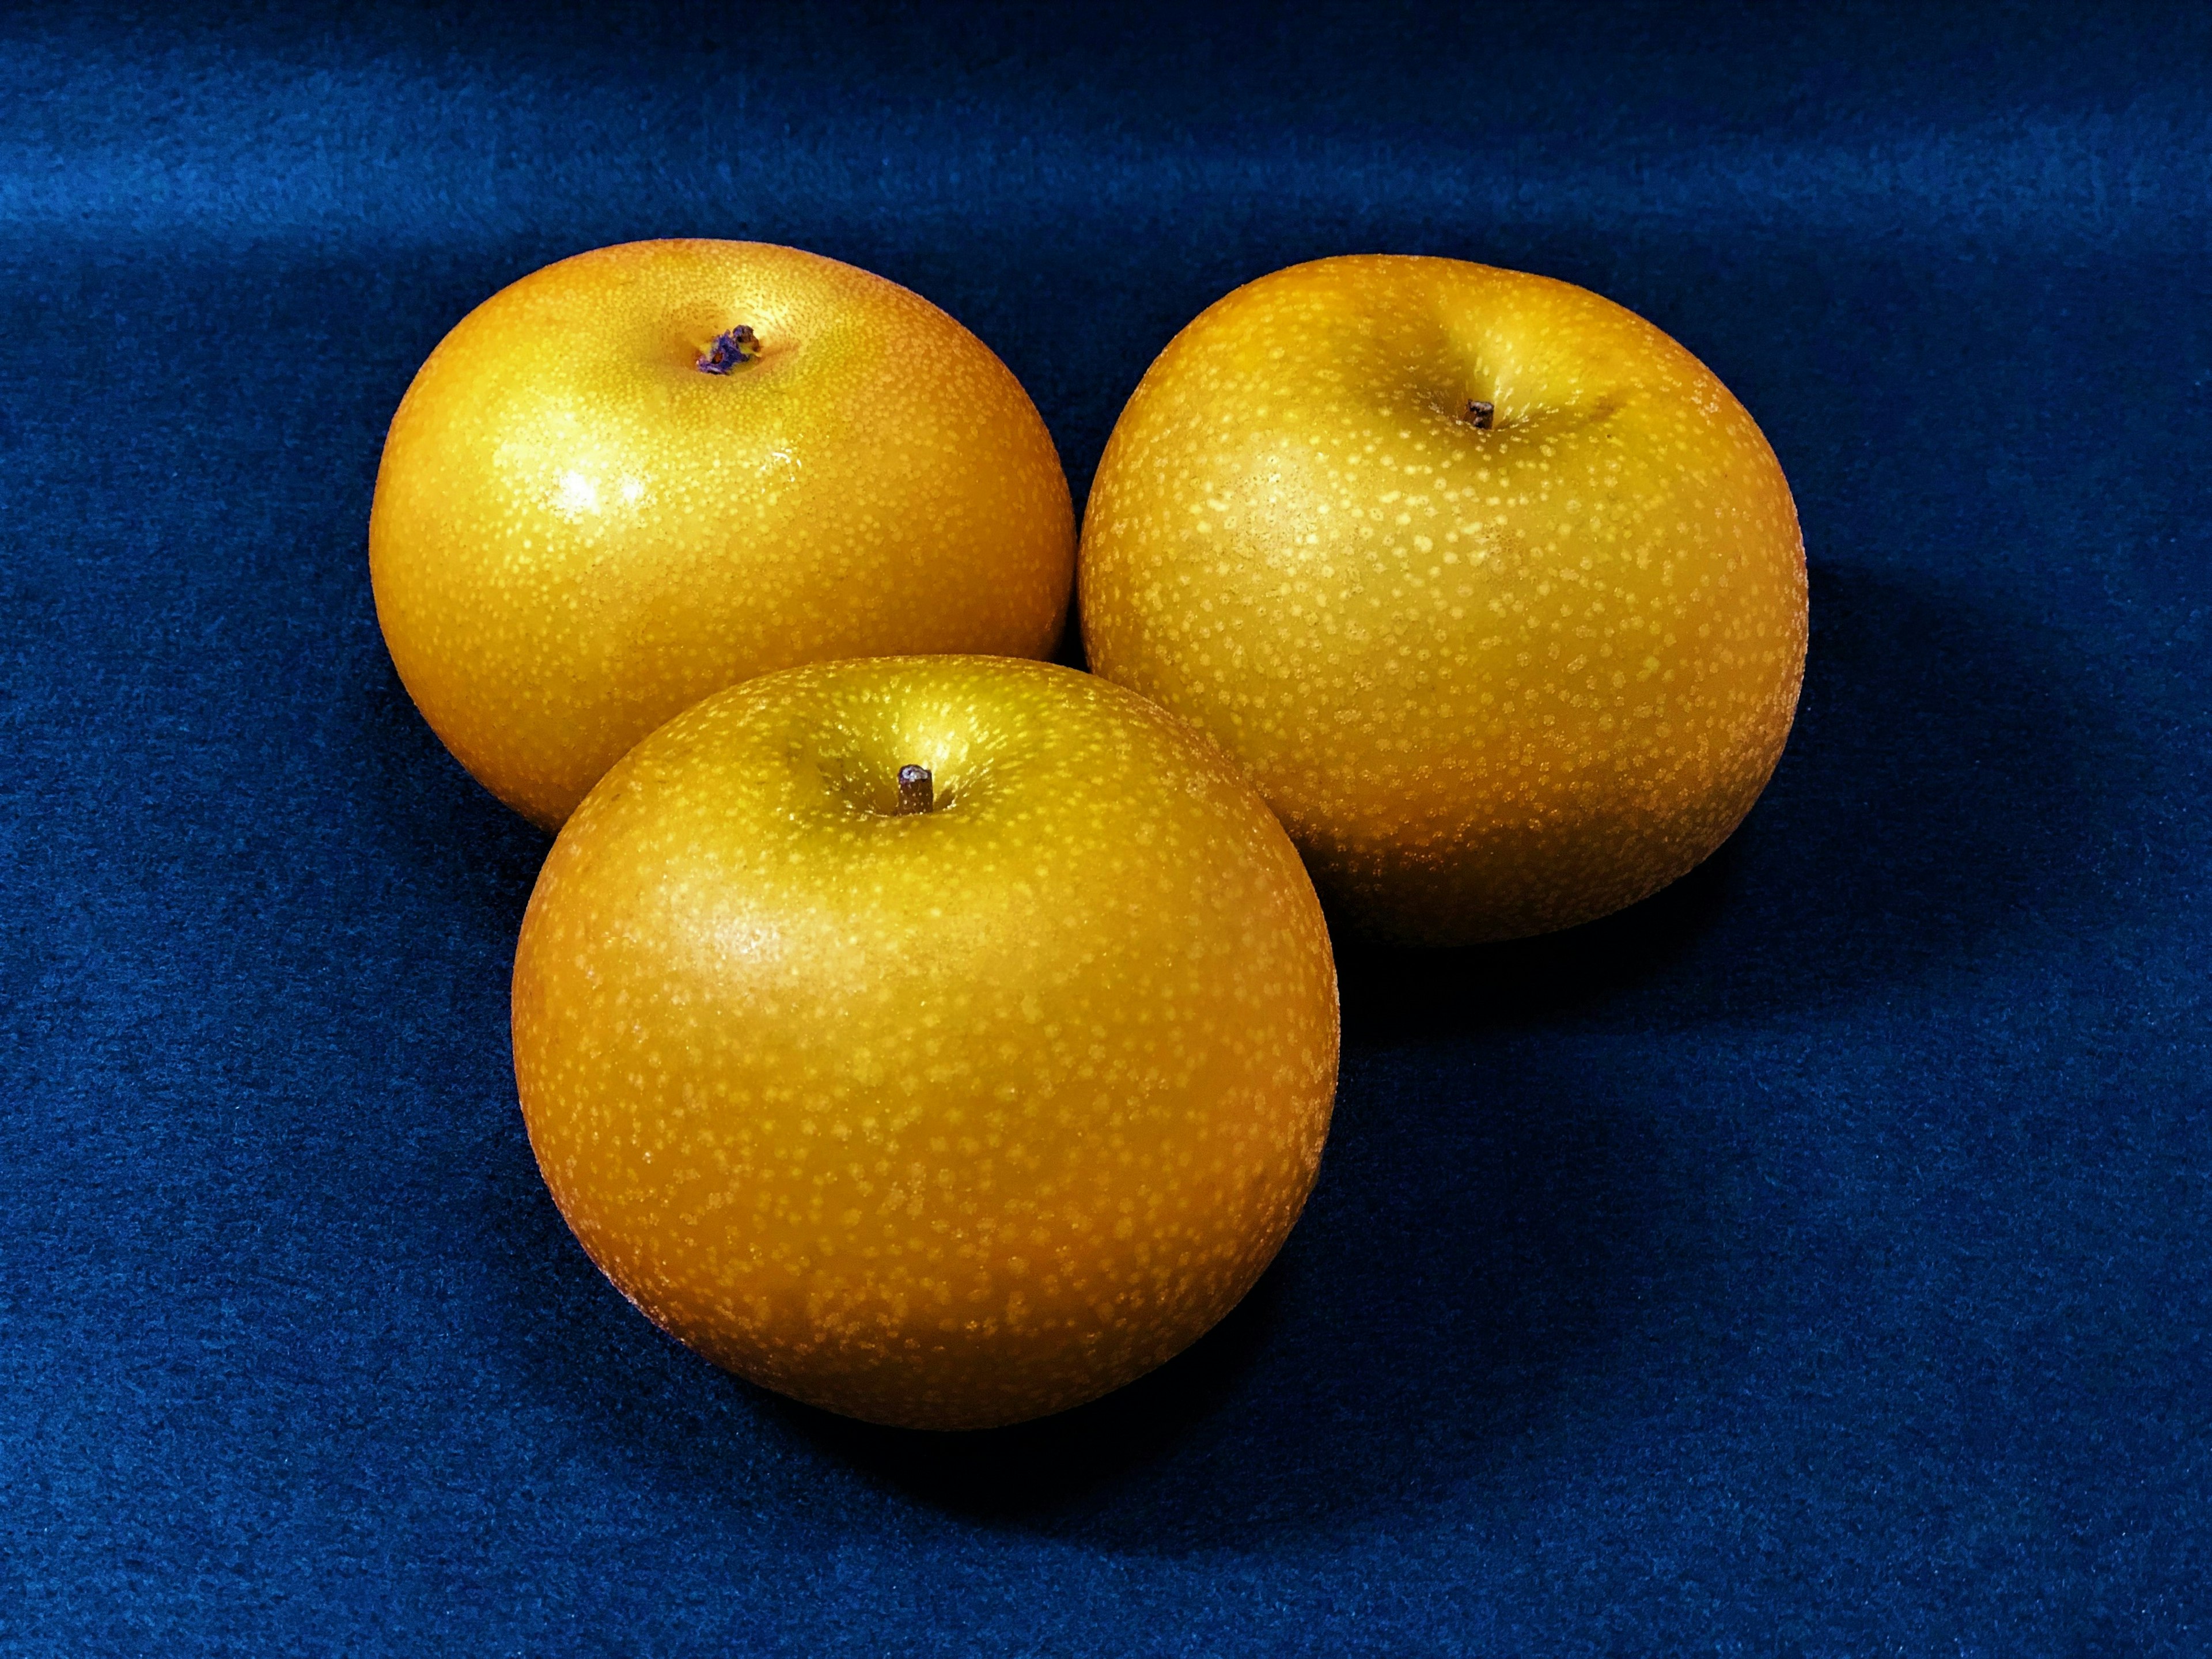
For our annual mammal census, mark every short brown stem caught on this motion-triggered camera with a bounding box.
[1465,399,1494,430]
[896,765,934,815]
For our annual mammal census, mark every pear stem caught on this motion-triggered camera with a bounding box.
[896,766,934,815]
[1465,399,1494,430]
[697,327,761,374]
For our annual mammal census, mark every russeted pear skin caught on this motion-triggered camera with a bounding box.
[1081,255,1808,944]
[512,657,1340,1430]
[372,240,1074,830]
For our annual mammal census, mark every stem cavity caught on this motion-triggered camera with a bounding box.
[1464,399,1495,430]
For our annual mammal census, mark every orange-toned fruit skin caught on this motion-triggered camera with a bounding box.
[1081,255,1808,945]
[511,656,1339,1431]
[370,240,1075,830]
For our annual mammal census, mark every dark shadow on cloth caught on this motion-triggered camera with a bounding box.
[1332,845,1738,1047]
[345,657,554,924]
[1338,561,2139,1042]
[1751,563,2135,964]
[751,1044,1703,1552]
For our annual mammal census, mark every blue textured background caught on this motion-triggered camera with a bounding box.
[5,3,2209,1652]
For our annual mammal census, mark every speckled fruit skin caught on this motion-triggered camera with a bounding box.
[510,656,1339,1431]
[1080,256,1808,945]
[370,240,1074,831]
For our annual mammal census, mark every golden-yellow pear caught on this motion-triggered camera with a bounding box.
[511,656,1339,1431]
[1081,255,1807,945]
[371,240,1074,830]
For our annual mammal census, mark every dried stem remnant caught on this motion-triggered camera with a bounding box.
[896,765,934,815]
[1464,399,1494,430]
[698,326,761,374]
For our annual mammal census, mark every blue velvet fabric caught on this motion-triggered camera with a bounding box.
[5,4,2209,1652]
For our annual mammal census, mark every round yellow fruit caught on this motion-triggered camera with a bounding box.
[511,656,1339,1430]
[371,240,1074,830]
[1080,255,1807,945]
